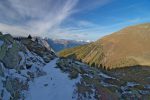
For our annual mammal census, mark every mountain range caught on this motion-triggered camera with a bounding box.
[46,39,88,52]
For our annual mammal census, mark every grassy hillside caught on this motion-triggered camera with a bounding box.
[59,23,150,69]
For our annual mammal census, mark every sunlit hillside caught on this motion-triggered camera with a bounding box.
[59,23,150,69]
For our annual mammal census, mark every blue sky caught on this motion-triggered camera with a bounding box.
[0,0,150,41]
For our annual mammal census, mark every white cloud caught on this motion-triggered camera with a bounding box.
[0,23,29,37]
[0,0,79,37]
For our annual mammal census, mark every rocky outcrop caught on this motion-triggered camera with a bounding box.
[56,58,150,99]
[0,34,22,69]
[17,37,56,63]
[0,33,56,99]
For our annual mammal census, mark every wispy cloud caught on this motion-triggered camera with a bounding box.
[57,16,150,41]
[0,0,79,37]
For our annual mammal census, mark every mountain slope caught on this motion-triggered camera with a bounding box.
[59,23,150,69]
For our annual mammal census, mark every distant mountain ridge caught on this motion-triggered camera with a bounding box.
[47,38,89,52]
[59,23,150,69]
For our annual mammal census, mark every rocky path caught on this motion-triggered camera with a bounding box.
[26,58,80,100]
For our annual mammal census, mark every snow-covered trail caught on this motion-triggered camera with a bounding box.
[26,58,80,100]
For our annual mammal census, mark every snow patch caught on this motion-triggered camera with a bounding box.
[127,82,139,87]
[99,72,115,79]
[26,58,80,100]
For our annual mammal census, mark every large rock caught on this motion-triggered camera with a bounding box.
[3,42,22,69]
[0,34,21,69]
